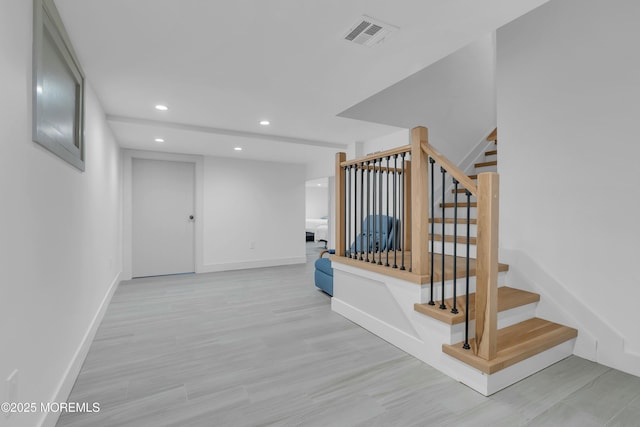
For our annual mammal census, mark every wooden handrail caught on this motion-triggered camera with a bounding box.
[421,141,478,195]
[341,145,411,167]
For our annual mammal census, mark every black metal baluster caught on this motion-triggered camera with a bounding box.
[346,165,351,258]
[371,158,377,264]
[378,159,383,265]
[400,152,406,270]
[392,154,398,269]
[366,161,371,262]
[440,166,447,310]
[428,157,435,305]
[352,165,357,259]
[463,189,472,350]
[451,178,459,314]
[386,156,391,267]
[408,153,412,273]
[359,162,364,260]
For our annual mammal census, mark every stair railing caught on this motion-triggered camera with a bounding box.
[335,145,413,273]
[335,126,499,360]
[413,127,500,358]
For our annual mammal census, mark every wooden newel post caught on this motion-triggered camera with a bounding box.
[410,127,429,275]
[475,172,499,360]
[335,152,347,257]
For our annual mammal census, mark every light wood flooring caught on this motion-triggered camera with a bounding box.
[58,243,640,426]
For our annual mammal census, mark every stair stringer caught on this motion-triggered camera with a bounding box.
[331,261,574,395]
[500,248,640,378]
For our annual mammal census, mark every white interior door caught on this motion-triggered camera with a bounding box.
[132,158,195,277]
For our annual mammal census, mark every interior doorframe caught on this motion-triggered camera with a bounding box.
[123,149,204,280]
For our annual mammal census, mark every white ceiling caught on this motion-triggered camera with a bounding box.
[54,0,549,170]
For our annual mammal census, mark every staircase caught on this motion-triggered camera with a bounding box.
[330,127,578,395]
[417,129,577,379]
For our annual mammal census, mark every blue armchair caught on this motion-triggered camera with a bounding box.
[350,215,398,254]
[313,215,398,296]
[314,249,335,295]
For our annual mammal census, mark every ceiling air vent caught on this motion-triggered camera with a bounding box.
[343,15,397,47]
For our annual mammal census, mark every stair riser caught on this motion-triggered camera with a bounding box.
[440,207,477,218]
[447,303,538,345]
[432,223,478,236]
[474,165,498,172]
[431,241,477,258]
[417,272,508,304]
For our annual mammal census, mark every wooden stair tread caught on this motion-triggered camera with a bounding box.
[487,128,497,142]
[474,161,498,168]
[429,217,477,225]
[442,318,577,374]
[430,233,477,245]
[452,188,477,194]
[485,150,497,156]
[414,287,540,325]
[469,174,478,180]
[440,202,477,208]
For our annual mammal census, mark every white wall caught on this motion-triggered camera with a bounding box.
[305,184,328,219]
[0,2,123,426]
[497,0,640,374]
[341,34,496,166]
[202,157,306,271]
[361,129,410,156]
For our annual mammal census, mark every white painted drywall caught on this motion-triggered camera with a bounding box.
[497,0,640,371]
[340,33,497,166]
[361,129,410,156]
[202,157,306,271]
[305,184,329,219]
[0,2,122,426]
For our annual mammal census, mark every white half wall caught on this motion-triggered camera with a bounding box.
[0,2,123,426]
[497,0,640,373]
[202,157,306,271]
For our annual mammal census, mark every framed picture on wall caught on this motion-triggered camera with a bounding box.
[32,0,85,171]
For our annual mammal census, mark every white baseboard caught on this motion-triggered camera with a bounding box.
[200,256,306,273]
[39,272,121,427]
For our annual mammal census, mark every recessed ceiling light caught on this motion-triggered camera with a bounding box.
[234,147,243,151]
[36,85,43,94]
[259,120,270,126]
[317,183,322,187]
[154,138,165,143]
[155,104,168,111]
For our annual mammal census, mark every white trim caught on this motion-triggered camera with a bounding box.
[39,272,121,427]
[123,149,204,279]
[201,256,307,273]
